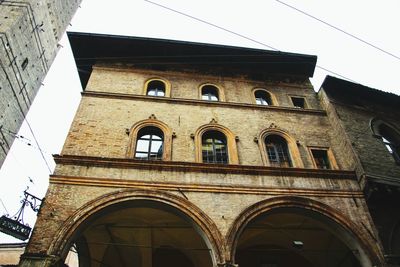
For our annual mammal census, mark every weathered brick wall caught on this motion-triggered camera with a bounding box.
[320,88,400,180]
[23,65,387,266]
[66,67,346,170]
[86,66,320,109]
[26,175,374,255]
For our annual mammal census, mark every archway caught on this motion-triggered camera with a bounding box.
[50,190,222,267]
[227,197,381,267]
[235,209,362,267]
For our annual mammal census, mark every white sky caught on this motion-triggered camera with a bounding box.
[0,0,399,243]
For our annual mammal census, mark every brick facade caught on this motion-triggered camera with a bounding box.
[19,34,390,267]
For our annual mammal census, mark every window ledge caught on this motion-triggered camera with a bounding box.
[54,154,356,180]
[82,91,326,116]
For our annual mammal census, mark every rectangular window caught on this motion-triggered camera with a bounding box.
[291,97,306,108]
[311,149,331,169]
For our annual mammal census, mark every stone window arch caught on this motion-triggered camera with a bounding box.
[199,83,225,102]
[371,118,400,163]
[258,128,303,168]
[135,126,164,160]
[194,122,238,164]
[144,78,171,97]
[252,88,277,106]
[127,116,173,160]
[201,130,228,164]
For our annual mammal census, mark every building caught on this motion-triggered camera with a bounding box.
[319,76,400,266]
[0,243,26,266]
[0,0,81,167]
[19,32,389,267]
[0,242,77,266]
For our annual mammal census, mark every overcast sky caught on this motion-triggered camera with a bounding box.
[1,0,399,243]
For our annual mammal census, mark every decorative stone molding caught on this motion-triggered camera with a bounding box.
[251,88,278,106]
[126,117,173,160]
[143,77,171,97]
[258,127,304,168]
[194,123,239,164]
[199,83,226,101]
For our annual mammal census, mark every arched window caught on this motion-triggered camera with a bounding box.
[146,80,166,97]
[379,124,400,163]
[135,126,164,160]
[265,135,292,167]
[254,90,273,105]
[201,85,219,101]
[202,131,228,164]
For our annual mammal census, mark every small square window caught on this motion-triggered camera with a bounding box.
[291,97,306,108]
[311,149,331,169]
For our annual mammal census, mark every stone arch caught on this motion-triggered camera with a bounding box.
[258,127,304,168]
[369,117,400,163]
[369,117,400,137]
[143,77,171,97]
[48,189,225,265]
[126,116,173,160]
[226,196,383,266]
[198,83,226,101]
[251,88,278,106]
[194,121,239,164]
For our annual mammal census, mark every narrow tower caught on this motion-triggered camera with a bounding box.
[0,0,81,167]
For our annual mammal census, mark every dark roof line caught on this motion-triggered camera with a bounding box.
[67,31,316,59]
[320,75,400,108]
[67,31,317,89]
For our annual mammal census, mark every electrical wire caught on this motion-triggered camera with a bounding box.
[274,0,400,61]
[0,197,9,215]
[144,0,278,51]
[0,132,38,191]
[1,126,52,159]
[1,121,53,176]
[24,118,53,174]
[143,0,356,82]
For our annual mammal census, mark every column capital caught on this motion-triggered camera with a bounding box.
[217,262,239,267]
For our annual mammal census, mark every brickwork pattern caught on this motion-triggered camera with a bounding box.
[22,66,387,266]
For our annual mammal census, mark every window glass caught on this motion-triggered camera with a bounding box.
[291,97,306,108]
[255,90,272,105]
[135,127,164,160]
[311,149,331,169]
[201,85,219,101]
[379,125,400,162]
[147,80,166,97]
[265,135,292,167]
[202,131,228,163]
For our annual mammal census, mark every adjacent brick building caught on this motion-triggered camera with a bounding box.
[320,77,400,266]
[0,0,81,167]
[19,32,398,266]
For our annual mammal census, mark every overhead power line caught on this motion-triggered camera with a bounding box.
[144,0,278,51]
[24,119,53,174]
[0,197,9,215]
[274,0,400,61]
[144,0,355,82]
